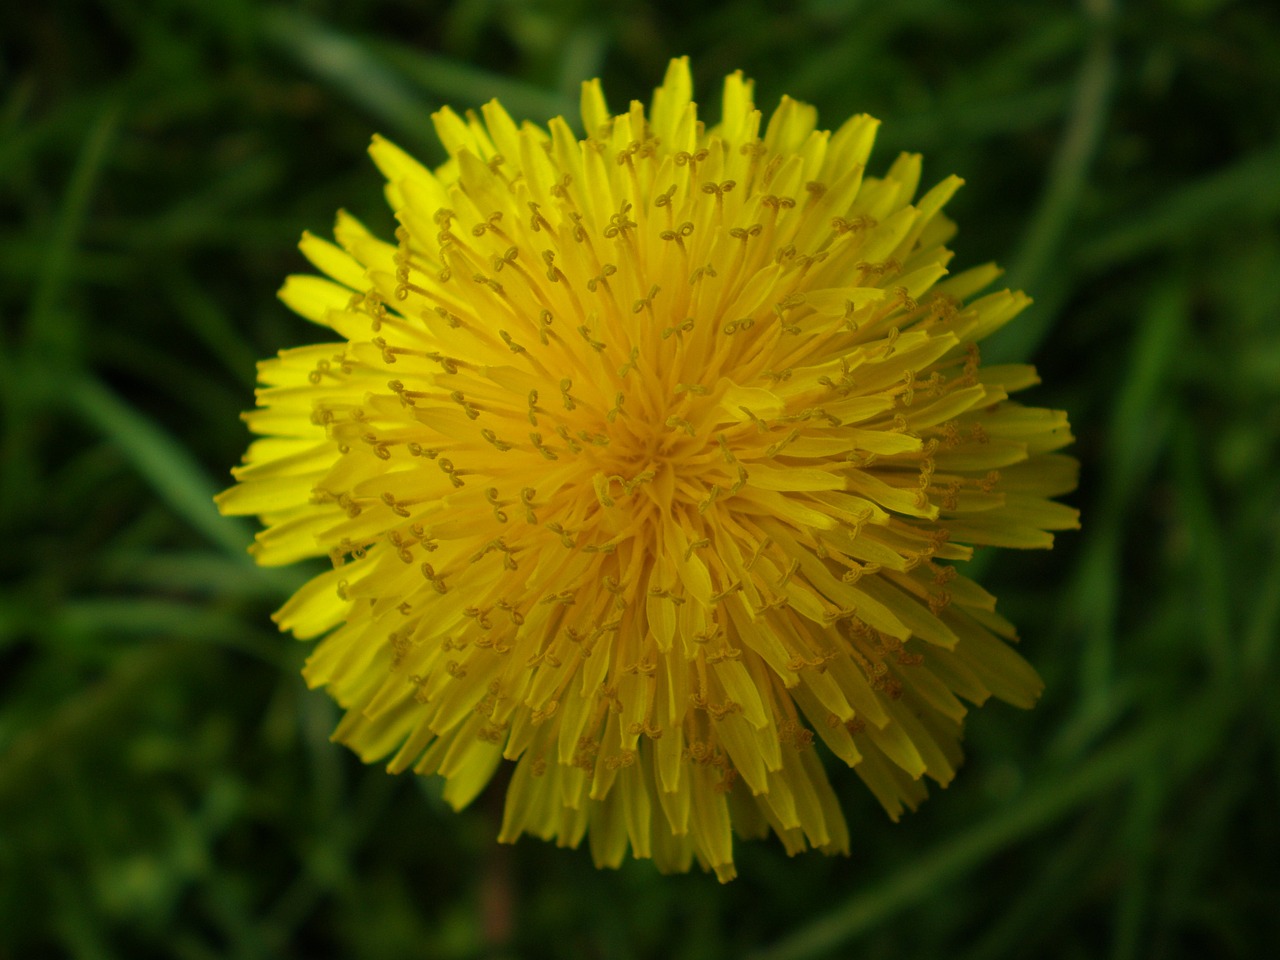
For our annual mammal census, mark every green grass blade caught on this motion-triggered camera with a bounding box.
[100,550,305,600]
[1079,141,1280,271]
[260,8,437,149]
[988,0,1115,364]
[749,700,1206,960]
[1110,765,1168,960]
[23,103,120,355]
[1,103,120,521]
[1056,281,1187,755]
[1170,419,1233,678]
[1244,547,1280,673]
[373,42,576,123]
[0,646,181,806]
[66,375,253,559]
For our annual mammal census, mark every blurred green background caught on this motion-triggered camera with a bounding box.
[3,0,1279,957]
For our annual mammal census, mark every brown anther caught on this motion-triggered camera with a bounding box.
[480,428,512,452]
[528,432,559,461]
[578,324,606,352]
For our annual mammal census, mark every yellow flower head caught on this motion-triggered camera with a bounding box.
[218,58,1078,881]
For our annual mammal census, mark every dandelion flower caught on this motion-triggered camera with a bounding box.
[217,57,1078,881]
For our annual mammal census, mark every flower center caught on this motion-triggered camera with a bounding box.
[593,383,721,508]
